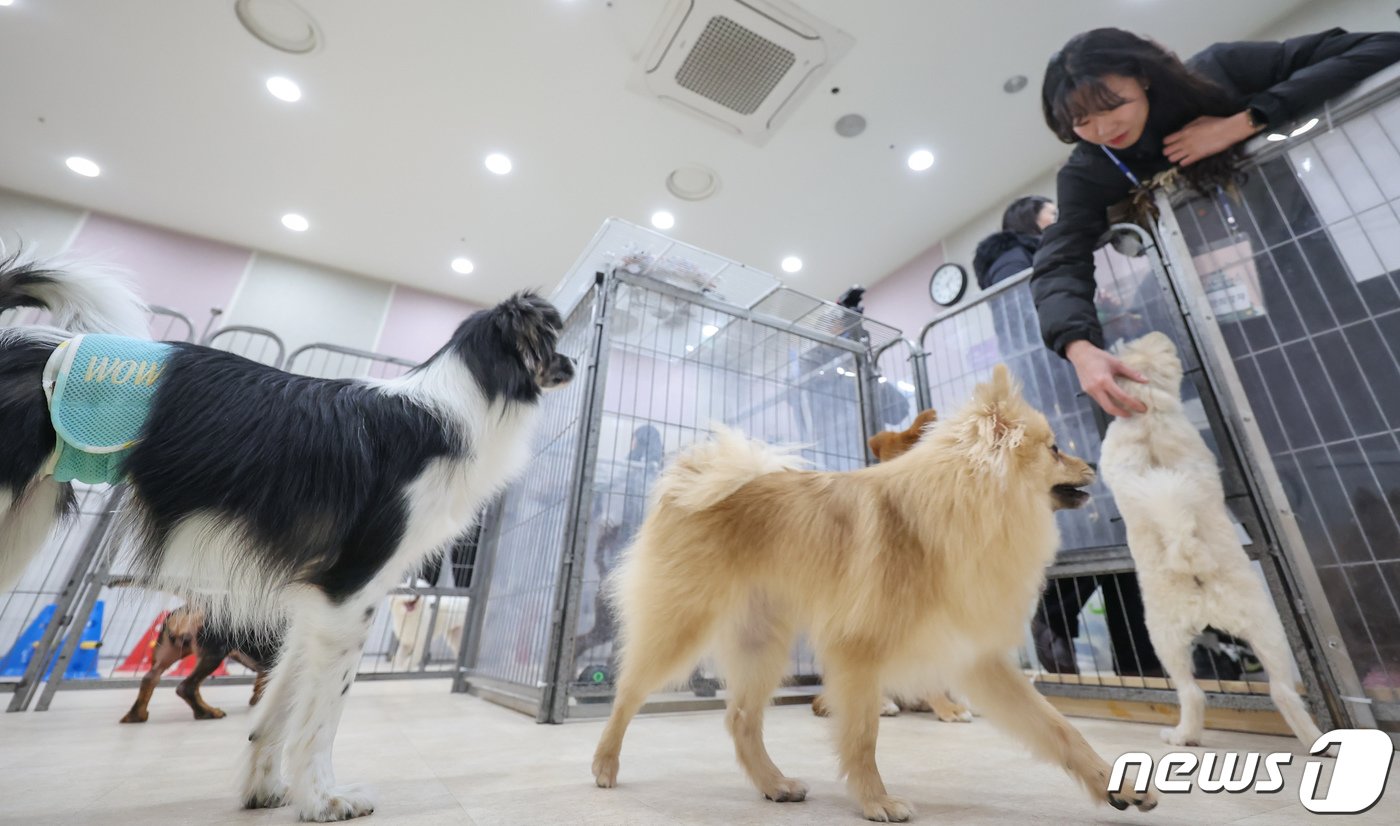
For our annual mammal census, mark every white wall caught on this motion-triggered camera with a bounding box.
[1254,0,1399,40]
[0,189,86,254]
[225,253,394,354]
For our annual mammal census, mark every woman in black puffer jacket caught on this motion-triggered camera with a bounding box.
[973,195,1057,289]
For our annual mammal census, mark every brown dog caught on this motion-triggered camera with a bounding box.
[593,367,1154,820]
[812,409,973,723]
[120,604,280,724]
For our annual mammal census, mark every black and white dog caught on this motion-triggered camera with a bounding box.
[0,251,572,821]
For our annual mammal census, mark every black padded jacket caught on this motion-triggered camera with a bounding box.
[1030,27,1400,357]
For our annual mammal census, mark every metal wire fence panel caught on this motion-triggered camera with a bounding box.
[0,486,113,703]
[146,306,194,343]
[557,277,874,711]
[468,294,596,695]
[1165,88,1400,722]
[285,344,417,381]
[872,339,926,433]
[202,325,286,368]
[1,306,195,342]
[916,230,1303,709]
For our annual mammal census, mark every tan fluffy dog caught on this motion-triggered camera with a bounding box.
[592,366,1157,821]
[811,408,972,724]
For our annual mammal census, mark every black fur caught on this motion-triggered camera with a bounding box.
[2,289,569,604]
[121,344,462,601]
[429,291,567,404]
[0,332,61,498]
[0,248,62,310]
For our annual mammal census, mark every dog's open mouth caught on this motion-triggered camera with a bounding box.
[1051,483,1092,510]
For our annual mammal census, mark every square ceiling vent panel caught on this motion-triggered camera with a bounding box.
[631,0,854,146]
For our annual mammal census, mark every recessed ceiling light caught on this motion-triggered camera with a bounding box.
[451,257,474,275]
[266,76,302,102]
[281,213,309,232]
[0,1,15,7]
[65,156,100,177]
[701,324,718,337]
[1003,75,1028,94]
[685,344,695,353]
[781,256,802,273]
[1265,133,1287,142]
[651,210,675,230]
[1290,117,1319,137]
[907,149,935,171]
[484,153,512,175]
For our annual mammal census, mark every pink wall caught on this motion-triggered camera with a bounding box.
[862,242,945,342]
[374,285,483,362]
[67,213,250,340]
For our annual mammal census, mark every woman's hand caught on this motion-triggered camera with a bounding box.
[1163,112,1260,166]
[1065,340,1149,418]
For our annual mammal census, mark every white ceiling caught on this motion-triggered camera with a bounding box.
[0,0,1309,308]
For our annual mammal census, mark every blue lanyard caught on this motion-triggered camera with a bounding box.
[1101,146,1142,187]
[1103,144,1238,228]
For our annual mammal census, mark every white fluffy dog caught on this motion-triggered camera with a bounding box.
[1100,332,1324,750]
[388,588,469,671]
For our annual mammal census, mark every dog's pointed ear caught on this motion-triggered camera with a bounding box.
[966,365,1027,468]
[914,408,938,429]
[868,432,891,460]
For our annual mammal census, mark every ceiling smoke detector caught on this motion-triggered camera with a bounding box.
[665,164,721,201]
[834,113,866,137]
[235,0,322,54]
[1003,74,1028,94]
[631,0,854,146]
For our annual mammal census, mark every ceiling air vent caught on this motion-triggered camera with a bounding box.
[631,0,854,146]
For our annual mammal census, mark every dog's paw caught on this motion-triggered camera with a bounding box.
[861,794,913,822]
[119,709,148,724]
[811,694,832,717]
[1108,785,1159,813]
[1160,726,1201,747]
[880,698,901,717]
[761,777,808,803]
[243,780,290,809]
[296,784,376,822]
[194,706,227,720]
[593,753,620,788]
[931,697,973,723]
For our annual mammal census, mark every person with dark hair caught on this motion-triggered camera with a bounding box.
[973,195,1058,289]
[1032,26,1400,417]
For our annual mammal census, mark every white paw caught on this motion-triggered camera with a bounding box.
[240,752,289,809]
[242,777,290,809]
[296,784,377,822]
[1161,726,1201,747]
[761,776,808,803]
[880,699,901,717]
[862,794,913,822]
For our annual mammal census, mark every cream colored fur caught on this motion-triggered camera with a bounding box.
[592,366,1156,821]
[1100,332,1324,751]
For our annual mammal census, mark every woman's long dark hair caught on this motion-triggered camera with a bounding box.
[1042,28,1243,195]
[1002,195,1053,236]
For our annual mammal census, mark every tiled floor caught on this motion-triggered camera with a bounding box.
[0,679,1394,825]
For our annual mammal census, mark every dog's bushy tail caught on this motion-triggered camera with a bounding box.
[652,425,808,513]
[0,248,148,338]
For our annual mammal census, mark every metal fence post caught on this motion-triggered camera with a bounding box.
[540,274,615,723]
